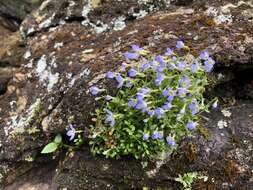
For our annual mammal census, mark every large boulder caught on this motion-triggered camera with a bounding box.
[0,0,253,189]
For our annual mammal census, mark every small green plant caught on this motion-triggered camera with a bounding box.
[41,134,62,154]
[175,172,208,190]
[89,42,216,159]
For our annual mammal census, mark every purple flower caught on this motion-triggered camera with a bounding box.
[191,63,198,73]
[178,87,187,97]
[136,88,149,100]
[162,89,169,97]
[116,74,124,88]
[128,99,136,108]
[178,61,186,71]
[166,136,175,146]
[106,95,112,101]
[204,58,215,72]
[90,86,101,96]
[124,52,139,60]
[155,73,165,86]
[140,63,150,71]
[125,81,133,88]
[199,50,209,60]
[172,56,177,61]
[155,55,166,65]
[105,109,115,127]
[143,134,149,140]
[165,48,174,56]
[106,71,114,79]
[176,41,185,49]
[131,44,144,52]
[140,87,151,94]
[147,110,154,117]
[128,68,137,77]
[168,62,176,70]
[186,121,197,130]
[135,99,148,111]
[167,90,176,102]
[180,76,191,87]
[152,131,162,140]
[212,100,218,109]
[162,102,172,110]
[189,100,199,115]
[154,107,165,118]
[66,124,76,141]
[121,63,127,70]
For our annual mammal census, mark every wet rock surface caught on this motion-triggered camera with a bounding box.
[0,0,253,189]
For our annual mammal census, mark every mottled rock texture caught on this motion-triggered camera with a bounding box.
[0,0,253,189]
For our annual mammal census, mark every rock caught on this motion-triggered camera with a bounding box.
[0,0,44,22]
[0,0,253,189]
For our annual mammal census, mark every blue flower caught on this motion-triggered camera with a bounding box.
[178,61,186,70]
[140,63,150,71]
[189,100,199,115]
[131,44,144,52]
[168,62,176,70]
[155,55,166,65]
[162,102,172,110]
[199,50,209,60]
[105,95,112,101]
[128,68,137,77]
[162,89,169,97]
[147,110,154,117]
[186,121,196,130]
[66,124,76,141]
[166,136,175,146]
[154,107,165,118]
[135,99,148,111]
[155,73,165,86]
[167,90,176,102]
[191,63,198,73]
[180,76,191,87]
[90,86,101,96]
[124,52,139,60]
[204,58,215,72]
[106,71,114,79]
[152,131,162,140]
[212,100,218,109]
[176,41,185,49]
[172,56,177,61]
[143,134,149,140]
[128,99,136,108]
[178,87,187,97]
[105,109,115,127]
[165,48,174,56]
[116,74,124,88]
[125,81,133,88]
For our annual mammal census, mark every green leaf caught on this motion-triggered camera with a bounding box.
[54,134,62,144]
[41,142,58,154]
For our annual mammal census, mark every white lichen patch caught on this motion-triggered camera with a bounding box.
[205,6,233,24]
[23,50,31,60]
[39,13,55,29]
[5,99,42,136]
[26,27,35,35]
[54,42,64,49]
[221,109,232,117]
[217,120,228,129]
[133,10,148,19]
[113,16,126,31]
[35,55,59,91]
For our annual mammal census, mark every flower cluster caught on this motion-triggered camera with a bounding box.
[89,41,215,159]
